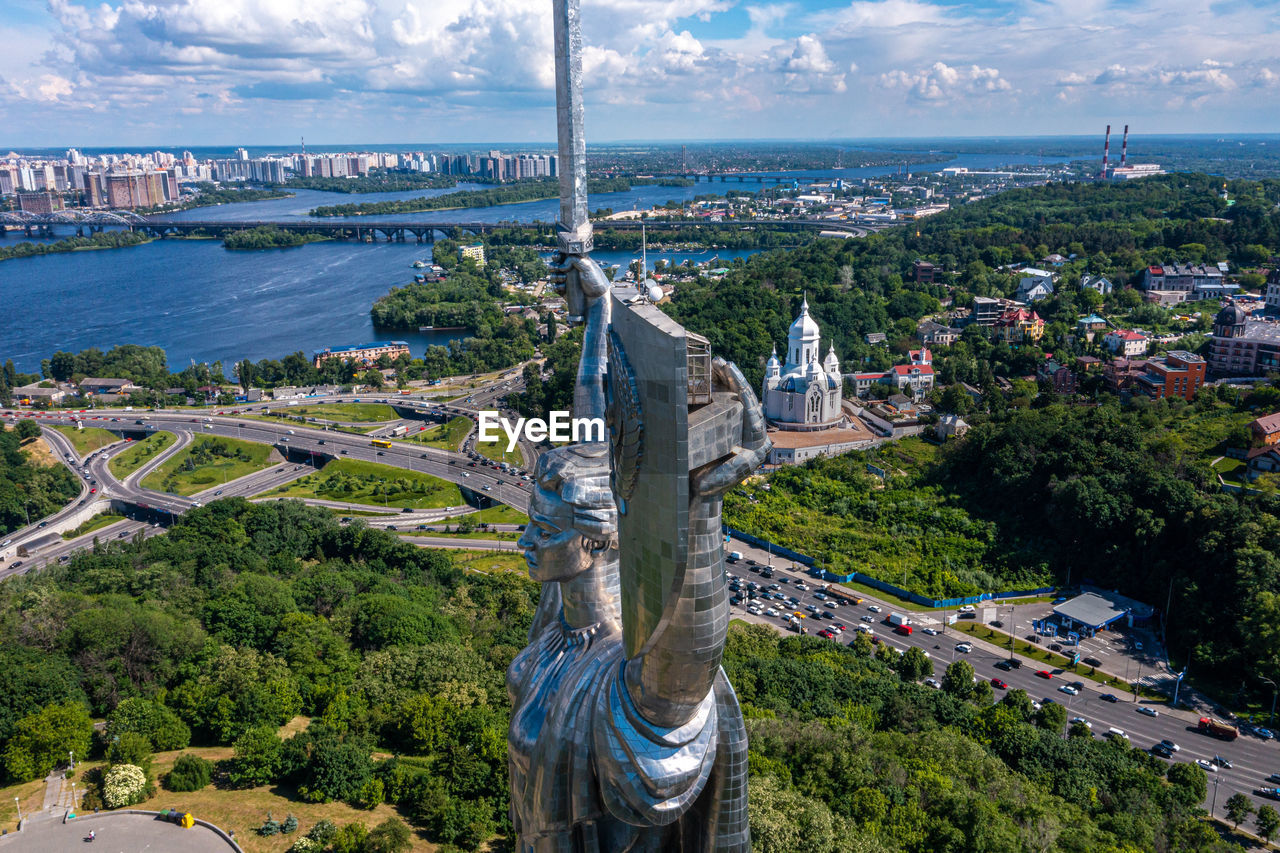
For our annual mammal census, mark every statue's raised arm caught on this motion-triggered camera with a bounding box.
[621,358,770,727]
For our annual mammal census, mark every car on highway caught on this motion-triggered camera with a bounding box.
[1049,643,1062,652]
[868,605,882,613]
[922,627,939,635]
[991,678,1008,689]
[1058,685,1079,695]
[764,608,779,617]
[1070,717,1091,729]
[924,678,941,689]
[1212,756,1232,768]
[1157,739,1180,753]
[1151,744,1173,758]
[1195,759,1217,773]
[1084,657,1102,667]
[1137,706,1159,718]
[1258,727,1276,740]
[1035,670,1053,679]
[861,615,875,623]
[1100,693,1119,702]
[955,643,972,653]
[1267,774,1280,785]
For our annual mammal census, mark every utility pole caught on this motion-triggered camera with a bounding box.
[1210,774,1221,817]
[15,795,21,824]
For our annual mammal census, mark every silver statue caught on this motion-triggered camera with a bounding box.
[507,6,768,849]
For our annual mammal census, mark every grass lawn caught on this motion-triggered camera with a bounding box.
[0,773,48,834]
[476,434,525,467]
[141,435,277,496]
[270,402,399,422]
[471,504,528,525]
[109,431,176,479]
[452,549,529,576]
[1212,456,1247,483]
[400,527,521,541]
[51,424,118,455]
[137,748,435,853]
[263,458,463,509]
[62,512,125,539]
[405,416,471,451]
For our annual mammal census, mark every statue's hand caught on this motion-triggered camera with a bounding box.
[548,253,609,299]
[692,358,771,499]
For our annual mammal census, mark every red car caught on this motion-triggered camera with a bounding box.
[1036,670,1053,679]
[991,678,1008,689]
[817,629,835,639]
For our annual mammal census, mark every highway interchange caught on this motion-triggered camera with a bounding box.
[4,390,1280,833]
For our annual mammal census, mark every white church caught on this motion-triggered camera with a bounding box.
[762,297,845,431]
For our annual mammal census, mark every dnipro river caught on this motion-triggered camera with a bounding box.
[0,152,1069,372]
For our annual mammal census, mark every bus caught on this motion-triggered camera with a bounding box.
[370,439,392,449]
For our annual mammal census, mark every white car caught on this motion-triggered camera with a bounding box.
[861,615,876,623]
[868,605,883,613]
[827,625,843,635]
[1196,759,1218,773]
[1059,685,1079,696]
[746,605,763,615]
[924,678,941,689]
[960,604,976,613]
[764,608,779,617]
[923,627,939,636]
[1070,717,1092,729]
[955,643,972,653]
[857,625,872,634]
[1137,706,1159,718]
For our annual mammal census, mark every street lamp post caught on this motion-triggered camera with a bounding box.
[1210,774,1221,817]
[1262,677,1278,728]
[68,750,74,771]
[14,795,21,824]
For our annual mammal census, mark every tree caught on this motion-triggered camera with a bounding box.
[1165,761,1208,808]
[106,698,191,751]
[102,763,148,808]
[235,359,256,393]
[164,753,213,792]
[942,660,975,699]
[896,646,933,682]
[15,419,40,441]
[1,702,93,783]
[1225,792,1256,829]
[1035,701,1067,732]
[1257,804,1280,843]
[361,369,385,390]
[224,726,283,788]
[106,731,153,777]
[367,817,413,853]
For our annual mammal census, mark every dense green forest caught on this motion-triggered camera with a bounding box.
[0,230,151,263]
[272,172,458,194]
[308,177,634,217]
[223,226,328,250]
[0,425,81,535]
[178,183,293,209]
[0,499,1238,851]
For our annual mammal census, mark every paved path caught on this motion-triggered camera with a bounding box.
[0,812,239,851]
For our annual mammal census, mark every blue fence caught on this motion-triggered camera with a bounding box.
[725,526,1055,609]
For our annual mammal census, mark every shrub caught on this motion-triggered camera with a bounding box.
[306,819,337,844]
[164,753,213,792]
[257,813,281,836]
[282,814,299,834]
[102,763,148,808]
[288,839,320,853]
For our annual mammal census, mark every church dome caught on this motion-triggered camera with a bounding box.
[1215,303,1246,327]
[789,297,820,341]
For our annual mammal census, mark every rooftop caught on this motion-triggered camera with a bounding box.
[1053,591,1136,629]
[317,341,410,354]
[1253,412,1280,434]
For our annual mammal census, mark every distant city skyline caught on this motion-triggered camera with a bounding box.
[1,0,1277,146]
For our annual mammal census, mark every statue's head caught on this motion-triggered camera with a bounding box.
[518,442,616,582]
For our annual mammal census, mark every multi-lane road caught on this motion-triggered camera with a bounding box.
[719,536,1280,828]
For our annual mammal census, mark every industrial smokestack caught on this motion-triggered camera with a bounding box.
[1101,124,1111,178]
[1120,125,1129,168]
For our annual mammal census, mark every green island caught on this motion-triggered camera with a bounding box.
[475,434,525,467]
[0,500,1232,851]
[404,416,472,451]
[223,226,329,250]
[0,424,81,535]
[141,435,277,495]
[50,424,118,456]
[0,230,151,263]
[108,431,177,479]
[309,176,634,217]
[263,458,463,509]
[61,512,125,540]
[162,182,293,211]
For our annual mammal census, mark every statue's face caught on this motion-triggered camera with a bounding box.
[519,488,594,582]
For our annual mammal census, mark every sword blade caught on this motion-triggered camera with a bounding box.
[553,0,591,252]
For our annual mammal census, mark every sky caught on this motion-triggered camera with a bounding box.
[0,0,1277,147]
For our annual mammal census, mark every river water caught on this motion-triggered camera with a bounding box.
[0,151,1065,373]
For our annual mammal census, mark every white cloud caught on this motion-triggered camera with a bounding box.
[879,61,1010,102]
